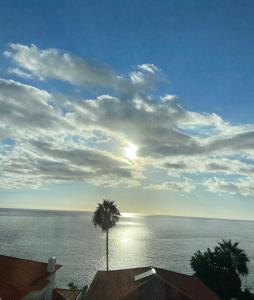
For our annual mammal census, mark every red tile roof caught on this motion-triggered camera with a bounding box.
[84,267,220,300]
[0,255,62,300]
[53,288,81,300]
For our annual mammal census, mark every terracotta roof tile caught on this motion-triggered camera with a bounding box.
[0,255,62,300]
[84,267,220,300]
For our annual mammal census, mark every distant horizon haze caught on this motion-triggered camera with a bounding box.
[1,206,254,223]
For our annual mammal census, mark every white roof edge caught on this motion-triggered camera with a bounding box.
[134,267,156,281]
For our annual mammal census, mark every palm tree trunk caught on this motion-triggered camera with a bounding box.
[106,229,109,271]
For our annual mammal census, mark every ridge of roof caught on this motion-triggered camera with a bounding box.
[96,266,151,273]
[84,266,220,300]
[119,272,193,300]
[125,267,196,300]
[154,267,218,300]
[154,272,195,300]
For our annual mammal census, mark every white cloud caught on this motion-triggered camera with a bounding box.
[137,64,159,73]
[5,43,117,86]
[0,136,141,189]
[4,44,163,94]
[163,157,254,178]
[8,67,32,79]
[0,78,66,132]
[203,177,254,197]
[145,178,195,193]
[2,43,254,196]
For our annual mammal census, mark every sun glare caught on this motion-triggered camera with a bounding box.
[121,212,137,218]
[124,143,138,160]
[121,237,131,244]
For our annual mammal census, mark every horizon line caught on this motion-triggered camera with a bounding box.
[0,206,254,223]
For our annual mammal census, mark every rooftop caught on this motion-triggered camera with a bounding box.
[84,266,220,300]
[53,288,81,300]
[0,255,62,300]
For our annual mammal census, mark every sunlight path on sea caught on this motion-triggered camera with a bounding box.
[1,209,254,291]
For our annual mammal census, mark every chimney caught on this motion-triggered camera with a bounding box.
[47,256,56,273]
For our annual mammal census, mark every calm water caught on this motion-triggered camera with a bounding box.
[1,208,254,290]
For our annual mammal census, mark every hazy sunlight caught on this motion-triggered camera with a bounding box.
[124,143,138,160]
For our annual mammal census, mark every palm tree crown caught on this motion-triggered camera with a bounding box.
[215,239,249,276]
[191,239,249,299]
[92,199,120,232]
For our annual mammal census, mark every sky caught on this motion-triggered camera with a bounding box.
[1,0,254,219]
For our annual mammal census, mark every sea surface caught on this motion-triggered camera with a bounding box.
[1,208,254,290]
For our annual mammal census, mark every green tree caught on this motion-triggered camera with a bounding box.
[67,281,79,290]
[92,199,120,271]
[191,240,249,300]
[215,240,249,276]
[80,285,88,299]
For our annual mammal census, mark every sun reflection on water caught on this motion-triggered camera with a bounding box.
[110,213,151,270]
[121,236,131,244]
[121,212,142,218]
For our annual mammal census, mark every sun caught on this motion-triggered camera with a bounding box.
[124,143,138,160]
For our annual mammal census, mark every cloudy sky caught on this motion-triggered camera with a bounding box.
[1,0,254,219]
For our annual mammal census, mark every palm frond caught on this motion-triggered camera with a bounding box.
[92,199,121,232]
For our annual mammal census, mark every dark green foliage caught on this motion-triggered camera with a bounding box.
[80,285,88,299]
[67,281,79,290]
[191,240,249,300]
[92,199,120,233]
[67,282,88,299]
[240,289,254,300]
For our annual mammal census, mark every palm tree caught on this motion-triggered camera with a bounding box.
[215,239,249,276]
[191,240,249,299]
[92,199,120,271]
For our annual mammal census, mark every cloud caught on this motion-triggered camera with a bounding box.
[30,139,135,179]
[163,157,254,178]
[145,178,195,192]
[2,43,254,196]
[0,78,66,133]
[8,67,32,79]
[5,43,117,86]
[203,177,254,197]
[137,64,159,73]
[205,130,254,154]
[66,93,194,157]
[0,137,141,189]
[4,44,163,94]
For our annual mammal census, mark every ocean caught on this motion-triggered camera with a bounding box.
[0,208,254,290]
